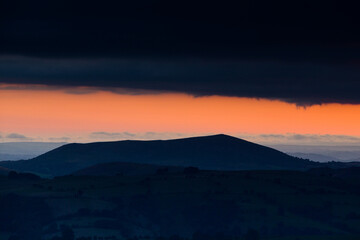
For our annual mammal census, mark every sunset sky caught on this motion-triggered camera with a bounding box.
[1,0,360,145]
[1,84,360,145]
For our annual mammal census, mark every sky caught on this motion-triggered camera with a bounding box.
[1,84,360,145]
[1,0,360,145]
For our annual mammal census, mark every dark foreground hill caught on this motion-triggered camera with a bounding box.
[0,134,317,176]
[0,166,10,176]
[308,167,360,180]
[1,169,360,240]
[74,162,184,176]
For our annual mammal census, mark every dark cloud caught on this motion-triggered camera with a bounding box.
[6,133,32,140]
[259,134,285,139]
[91,132,136,139]
[1,0,359,59]
[1,57,360,105]
[90,132,193,140]
[243,134,360,145]
[48,137,71,142]
[1,0,360,105]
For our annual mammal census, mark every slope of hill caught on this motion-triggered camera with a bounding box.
[0,134,317,176]
[321,161,360,169]
[74,162,184,176]
[1,169,360,240]
[288,152,342,162]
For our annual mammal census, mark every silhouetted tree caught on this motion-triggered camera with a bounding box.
[156,167,169,175]
[8,171,41,180]
[277,206,285,216]
[8,235,20,240]
[183,167,199,174]
[51,237,62,240]
[61,225,75,240]
[75,189,84,198]
[0,193,52,239]
[168,234,183,240]
[77,208,91,216]
[8,171,18,178]
[244,228,259,240]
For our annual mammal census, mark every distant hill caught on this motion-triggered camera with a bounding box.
[321,161,360,168]
[287,152,342,163]
[2,169,360,239]
[347,157,360,162]
[74,162,184,176]
[0,134,318,176]
[269,144,360,161]
[0,153,36,161]
[0,142,66,161]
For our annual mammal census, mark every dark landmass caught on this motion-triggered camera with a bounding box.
[74,162,184,176]
[1,135,359,240]
[308,167,360,180]
[0,135,317,176]
[0,166,10,176]
[1,167,360,240]
[268,145,360,161]
[287,153,342,163]
[321,162,360,169]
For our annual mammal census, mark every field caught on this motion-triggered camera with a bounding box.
[0,169,360,240]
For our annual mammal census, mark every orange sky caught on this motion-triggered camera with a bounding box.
[1,86,360,142]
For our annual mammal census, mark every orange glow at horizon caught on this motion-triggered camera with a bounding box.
[1,87,360,138]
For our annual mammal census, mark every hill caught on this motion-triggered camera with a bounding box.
[74,162,184,176]
[1,169,360,240]
[308,167,360,180]
[0,134,317,176]
[288,152,342,163]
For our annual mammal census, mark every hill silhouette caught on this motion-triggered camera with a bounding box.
[1,168,360,239]
[74,162,184,176]
[308,167,360,180]
[288,152,342,163]
[0,134,318,176]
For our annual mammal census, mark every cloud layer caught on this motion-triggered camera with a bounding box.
[89,132,193,141]
[6,133,32,140]
[1,57,360,106]
[1,0,359,59]
[1,1,360,105]
[242,134,360,146]
[2,131,360,146]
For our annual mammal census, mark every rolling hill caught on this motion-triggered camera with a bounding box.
[288,152,342,163]
[1,169,360,240]
[308,167,360,180]
[74,162,184,176]
[0,134,318,176]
